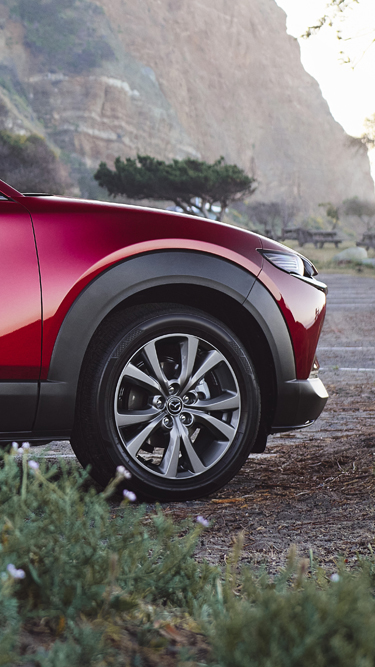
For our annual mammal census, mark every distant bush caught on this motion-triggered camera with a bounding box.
[0,130,67,193]
[11,0,114,73]
[206,566,375,667]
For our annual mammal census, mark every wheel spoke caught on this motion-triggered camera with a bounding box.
[178,335,199,389]
[120,362,162,393]
[126,416,163,457]
[143,341,169,393]
[114,328,244,482]
[190,410,236,441]
[159,425,181,477]
[183,350,225,393]
[178,421,206,474]
[194,390,240,412]
[116,406,160,428]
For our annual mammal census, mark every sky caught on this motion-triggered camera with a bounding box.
[274,0,375,176]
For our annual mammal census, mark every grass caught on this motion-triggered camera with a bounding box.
[1,448,375,665]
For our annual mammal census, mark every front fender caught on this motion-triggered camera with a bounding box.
[34,251,262,431]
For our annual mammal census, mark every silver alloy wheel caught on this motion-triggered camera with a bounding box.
[114,333,241,479]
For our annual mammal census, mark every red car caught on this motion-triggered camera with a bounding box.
[0,178,328,500]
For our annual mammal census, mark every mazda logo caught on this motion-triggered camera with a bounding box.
[167,397,183,415]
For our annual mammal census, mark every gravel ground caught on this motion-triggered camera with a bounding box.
[25,273,375,572]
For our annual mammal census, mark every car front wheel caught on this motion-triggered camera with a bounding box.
[71,304,260,501]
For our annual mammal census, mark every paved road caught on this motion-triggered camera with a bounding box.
[317,273,375,373]
[22,272,375,461]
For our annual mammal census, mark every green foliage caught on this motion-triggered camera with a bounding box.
[303,0,374,67]
[209,576,375,666]
[360,114,375,148]
[0,578,20,665]
[343,197,375,232]
[94,154,257,221]
[0,450,214,662]
[1,452,375,665]
[0,130,66,193]
[0,454,212,617]
[319,201,340,230]
[36,624,111,667]
[303,0,355,38]
[11,0,113,73]
[205,550,375,667]
[231,200,298,238]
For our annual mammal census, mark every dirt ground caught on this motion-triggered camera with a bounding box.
[28,272,375,574]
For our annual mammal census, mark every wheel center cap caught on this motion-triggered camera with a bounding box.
[167,396,183,415]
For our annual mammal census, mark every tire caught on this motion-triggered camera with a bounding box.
[71,304,260,501]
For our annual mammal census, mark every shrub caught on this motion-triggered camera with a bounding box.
[1,450,375,665]
[205,558,375,667]
[0,131,67,194]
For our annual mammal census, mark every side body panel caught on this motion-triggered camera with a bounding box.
[0,201,41,378]
[0,199,41,431]
[25,198,263,379]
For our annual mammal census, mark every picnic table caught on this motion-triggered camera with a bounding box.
[280,227,342,248]
[357,232,375,251]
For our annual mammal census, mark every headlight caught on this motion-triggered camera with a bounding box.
[259,250,317,278]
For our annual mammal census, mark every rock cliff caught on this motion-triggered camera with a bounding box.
[0,0,373,208]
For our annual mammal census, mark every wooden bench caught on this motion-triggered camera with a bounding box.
[281,228,342,248]
[357,232,375,250]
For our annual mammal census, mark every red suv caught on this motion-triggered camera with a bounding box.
[0,179,328,500]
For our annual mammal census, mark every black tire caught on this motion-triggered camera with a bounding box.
[71,304,260,501]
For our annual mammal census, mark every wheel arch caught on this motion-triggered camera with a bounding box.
[33,250,294,434]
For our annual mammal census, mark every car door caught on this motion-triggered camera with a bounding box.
[0,193,42,432]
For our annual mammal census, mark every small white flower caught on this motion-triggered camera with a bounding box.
[6,564,25,580]
[330,573,340,582]
[123,489,136,502]
[116,465,131,479]
[11,442,18,451]
[196,515,209,527]
[22,442,30,450]
[28,460,39,471]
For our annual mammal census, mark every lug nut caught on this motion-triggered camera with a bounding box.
[162,416,173,429]
[182,392,196,405]
[168,383,179,395]
[155,398,163,409]
[180,412,193,427]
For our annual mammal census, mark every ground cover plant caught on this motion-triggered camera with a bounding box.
[1,447,375,666]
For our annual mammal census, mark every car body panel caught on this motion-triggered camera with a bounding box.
[257,262,326,379]
[33,251,292,433]
[0,179,327,443]
[19,196,264,378]
[0,199,41,380]
[14,194,325,382]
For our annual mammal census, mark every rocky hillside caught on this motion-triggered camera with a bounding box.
[0,0,373,209]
